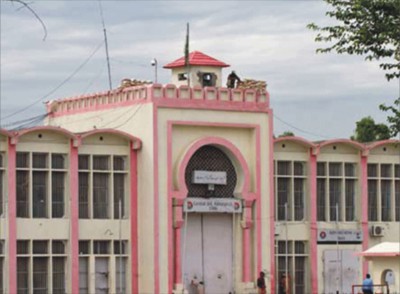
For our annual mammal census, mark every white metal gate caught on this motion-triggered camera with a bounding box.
[323,250,360,294]
[182,213,233,294]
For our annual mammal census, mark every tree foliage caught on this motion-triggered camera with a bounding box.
[379,99,400,136]
[278,131,295,137]
[351,116,391,142]
[308,0,400,81]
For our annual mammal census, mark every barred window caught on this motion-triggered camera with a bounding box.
[368,163,399,221]
[16,152,67,219]
[317,162,358,222]
[17,240,67,294]
[275,161,306,221]
[79,155,128,219]
[275,240,309,294]
[79,240,128,293]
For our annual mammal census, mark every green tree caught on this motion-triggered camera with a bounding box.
[278,131,295,137]
[351,116,391,142]
[308,0,400,81]
[308,0,400,136]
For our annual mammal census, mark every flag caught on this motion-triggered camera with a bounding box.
[184,23,189,67]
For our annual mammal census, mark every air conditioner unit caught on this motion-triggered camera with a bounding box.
[370,225,385,237]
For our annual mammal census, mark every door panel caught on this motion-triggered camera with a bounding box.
[182,213,233,294]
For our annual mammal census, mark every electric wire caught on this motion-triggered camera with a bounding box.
[1,113,48,129]
[273,113,330,140]
[0,40,105,122]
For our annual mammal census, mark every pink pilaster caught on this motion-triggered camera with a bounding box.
[70,141,79,294]
[310,152,318,294]
[7,140,17,293]
[130,144,139,294]
[242,226,251,282]
[269,110,276,294]
[174,226,182,284]
[153,106,160,293]
[361,155,369,275]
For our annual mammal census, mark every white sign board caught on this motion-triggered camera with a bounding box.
[183,198,242,213]
[318,229,363,244]
[192,170,227,185]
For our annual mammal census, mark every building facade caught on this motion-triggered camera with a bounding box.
[0,52,399,294]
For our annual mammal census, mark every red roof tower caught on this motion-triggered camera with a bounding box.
[163,51,230,69]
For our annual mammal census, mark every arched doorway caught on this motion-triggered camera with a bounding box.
[181,145,240,294]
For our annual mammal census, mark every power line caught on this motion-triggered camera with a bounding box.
[1,40,105,122]
[273,113,330,140]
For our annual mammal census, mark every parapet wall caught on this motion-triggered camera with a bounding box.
[46,84,270,117]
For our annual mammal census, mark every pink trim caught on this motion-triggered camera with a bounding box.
[360,253,400,257]
[256,123,262,280]
[274,136,316,149]
[70,141,79,294]
[367,139,400,150]
[268,111,276,293]
[177,137,253,280]
[46,84,270,118]
[7,140,17,293]
[318,139,365,151]
[80,128,142,149]
[361,156,369,276]
[309,153,318,294]
[130,143,139,294]
[15,125,77,140]
[153,106,160,294]
[0,129,12,137]
[167,122,174,293]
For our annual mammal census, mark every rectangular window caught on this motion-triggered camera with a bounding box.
[275,240,308,294]
[381,180,391,221]
[275,161,306,221]
[318,161,357,222]
[16,152,67,219]
[17,240,66,294]
[52,172,65,218]
[32,172,47,218]
[17,171,29,218]
[317,179,326,221]
[93,173,109,219]
[79,173,89,218]
[329,179,341,221]
[368,163,398,222]
[368,180,378,221]
[79,155,127,219]
[79,257,89,294]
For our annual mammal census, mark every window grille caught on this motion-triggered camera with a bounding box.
[275,161,306,221]
[113,241,127,255]
[368,180,378,221]
[79,155,127,219]
[318,161,357,222]
[116,257,127,293]
[275,240,308,294]
[79,257,89,294]
[368,163,399,221]
[368,164,378,177]
[185,146,237,198]
[16,152,67,219]
[93,155,109,170]
[381,180,391,221]
[79,241,90,255]
[51,154,65,169]
[79,155,89,170]
[17,240,66,294]
[94,241,110,254]
[93,173,109,219]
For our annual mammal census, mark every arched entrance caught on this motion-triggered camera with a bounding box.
[172,137,256,293]
[181,146,239,293]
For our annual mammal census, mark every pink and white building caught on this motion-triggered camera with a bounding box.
[0,51,399,294]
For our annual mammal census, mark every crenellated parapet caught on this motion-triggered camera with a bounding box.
[46,84,270,117]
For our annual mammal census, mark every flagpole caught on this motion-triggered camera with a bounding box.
[185,23,190,87]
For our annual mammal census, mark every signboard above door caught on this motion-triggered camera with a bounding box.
[317,229,363,244]
[183,198,242,213]
[192,170,227,185]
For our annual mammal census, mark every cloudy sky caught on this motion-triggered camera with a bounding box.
[1,0,398,140]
